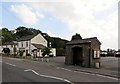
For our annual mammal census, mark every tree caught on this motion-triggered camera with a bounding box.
[41,47,52,57]
[16,26,33,38]
[1,28,14,43]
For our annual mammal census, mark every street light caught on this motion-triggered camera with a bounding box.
[46,42,52,62]
[13,41,17,57]
[49,42,51,48]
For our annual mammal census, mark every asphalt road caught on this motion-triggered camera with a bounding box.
[2,56,119,83]
[2,62,69,83]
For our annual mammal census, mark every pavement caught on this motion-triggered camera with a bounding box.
[15,56,119,79]
[50,57,119,79]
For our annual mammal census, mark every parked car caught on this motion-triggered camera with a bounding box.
[49,53,54,57]
[115,52,120,57]
[2,48,10,54]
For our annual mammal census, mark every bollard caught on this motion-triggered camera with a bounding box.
[95,62,100,69]
[46,58,49,62]
[41,58,44,62]
[36,58,38,61]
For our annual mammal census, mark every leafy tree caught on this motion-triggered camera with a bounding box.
[41,47,52,57]
[16,26,33,38]
[29,28,42,35]
[1,28,14,44]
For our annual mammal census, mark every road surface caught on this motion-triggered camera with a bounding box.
[2,56,119,83]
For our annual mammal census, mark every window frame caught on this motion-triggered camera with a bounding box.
[21,42,23,47]
[26,41,28,47]
[93,50,100,59]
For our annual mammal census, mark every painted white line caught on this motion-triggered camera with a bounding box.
[24,69,73,84]
[24,69,39,75]
[73,70,91,75]
[74,70,118,80]
[96,74,118,80]
[56,67,118,80]
[56,67,72,72]
[7,58,24,61]
[63,79,73,84]
[31,70,40,75]
[5,62,16,67]
[39,74,73,84]
[24,69,32,72]
[57,67,93,75]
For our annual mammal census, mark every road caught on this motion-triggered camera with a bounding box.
[2,56,119,83]
[2,63,69,83]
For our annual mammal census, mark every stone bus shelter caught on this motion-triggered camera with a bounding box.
[65,34,101,68]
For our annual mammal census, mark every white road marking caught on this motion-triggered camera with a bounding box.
[24,69,73,84]
[56,67,72,72]
[31,70,40,75]
[39,74,73,84]
[56,67,118,80]
[73,70,91,75]
[74,70,118,80]
[5,62,16,67]
[24,69,32,72]
[7,58,24,61]
[24,69,39,75]
[96,74,118,80]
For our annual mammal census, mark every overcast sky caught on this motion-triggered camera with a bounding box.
[0,0,119,50]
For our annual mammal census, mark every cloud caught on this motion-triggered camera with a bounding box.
[46,30,69,40]
[11,0,119,49]
[46,30,58,37]
[36,11,45,19]
[1,0,40,2]
[33,0,118,50]
[11,4,44,25]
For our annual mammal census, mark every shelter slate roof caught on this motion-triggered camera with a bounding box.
[66,39,91,45]
[67,34,101,45]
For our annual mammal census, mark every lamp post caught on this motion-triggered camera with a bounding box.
[13,41,17,57]
[46,42,51,62]
[49,42,51,48]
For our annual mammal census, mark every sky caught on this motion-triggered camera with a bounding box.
[0,0,119,50]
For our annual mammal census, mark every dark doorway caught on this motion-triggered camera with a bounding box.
[26,50,28,56]
[72,47,83,66]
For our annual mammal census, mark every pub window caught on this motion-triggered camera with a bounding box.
[26,42,28,47]
[17,43,19,47]
[21,42,23,47]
